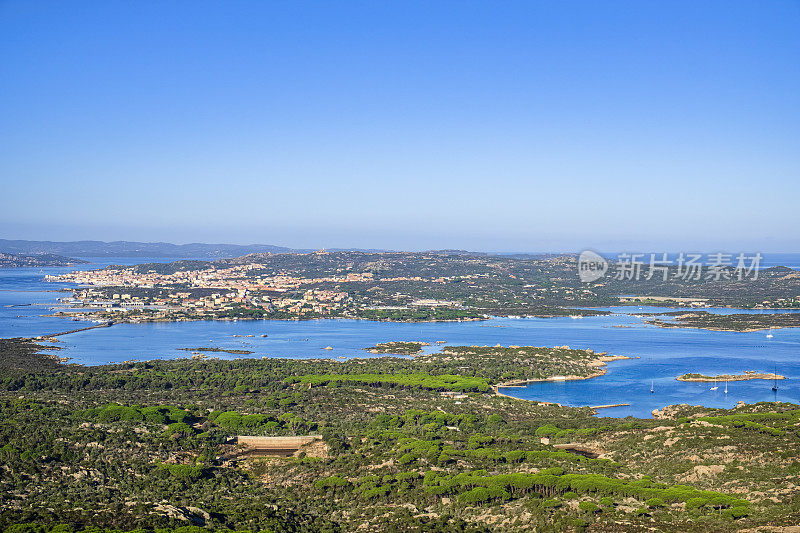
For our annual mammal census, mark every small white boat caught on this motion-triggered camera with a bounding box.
[710,378,718,391]
[724,381,728,394]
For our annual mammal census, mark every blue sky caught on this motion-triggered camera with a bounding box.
[1,1,798,252]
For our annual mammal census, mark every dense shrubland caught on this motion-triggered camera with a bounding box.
[0,339,798,531]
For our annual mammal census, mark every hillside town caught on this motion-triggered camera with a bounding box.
[43,256,481,322]
[46,266,358,322]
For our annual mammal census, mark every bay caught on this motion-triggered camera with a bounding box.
[1,257,799,418]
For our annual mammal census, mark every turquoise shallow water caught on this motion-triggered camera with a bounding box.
[2,259,800,418]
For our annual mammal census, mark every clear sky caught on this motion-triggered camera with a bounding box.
[1,1,798,252]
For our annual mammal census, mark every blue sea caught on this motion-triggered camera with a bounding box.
[2,255,800,418]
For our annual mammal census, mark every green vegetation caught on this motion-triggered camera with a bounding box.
[285,373,491,392]
[437,345,617,383]
[0,338,798,531]
[0,338,62,372]
[422,471,748,508]
[84,403,191,424]
[695,410,800,437]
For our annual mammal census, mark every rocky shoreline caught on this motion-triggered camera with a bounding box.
[645,311,800,332]
[494,354,630,389]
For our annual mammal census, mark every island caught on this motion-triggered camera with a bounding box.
[365,341,429,355]
[677,371,785,382]
[177,346,254,355]
[0,252,86,268]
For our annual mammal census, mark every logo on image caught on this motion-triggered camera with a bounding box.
[578,250,608,282]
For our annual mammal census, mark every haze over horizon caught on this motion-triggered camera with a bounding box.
[2,1,798,252]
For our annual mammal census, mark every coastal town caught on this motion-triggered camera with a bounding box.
[46,266,361,322]
[41,251,800,325]
[43,253,487,322]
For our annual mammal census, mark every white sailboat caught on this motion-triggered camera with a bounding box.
[650,380,654,394]
[724,381,728,394]
[766,328,774,339]
[710,378,718,391]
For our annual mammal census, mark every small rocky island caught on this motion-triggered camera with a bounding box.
[677,370,785,382]
[177,346,254,355]
[366,341,429,355]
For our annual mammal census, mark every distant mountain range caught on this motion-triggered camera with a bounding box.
[0,239,307,258]
[0,239,577,259]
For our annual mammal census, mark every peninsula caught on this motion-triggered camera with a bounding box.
[646,311,800,332]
